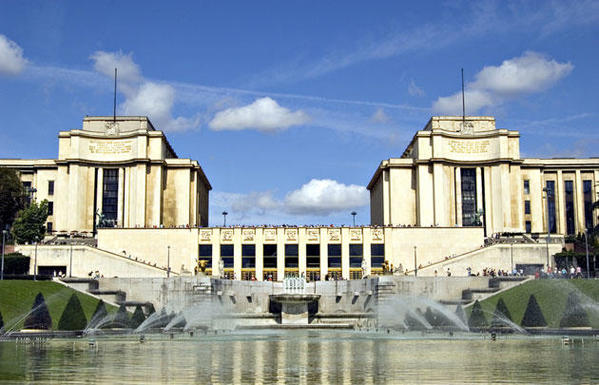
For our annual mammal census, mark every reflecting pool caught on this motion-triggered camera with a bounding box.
[1,331,598,384]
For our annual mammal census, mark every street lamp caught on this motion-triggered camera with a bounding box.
[69,242,73,278]
[34,240,38,281]
[543,187,552,269]
[414,246,418,277]
[584,229,590,279]
[1,229,7,280]
[351,211,357,227]
[167,245,171,278]
[222,211,228,227]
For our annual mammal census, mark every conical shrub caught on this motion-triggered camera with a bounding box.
[24,292,52,330]
[130,305,146,329]
[424,307,452,327]
[491,298,513,328]
[559,291,589,328]
[521,294,546,327]
[112,304,130,328]
[146,303,156,316]
[468,300,487,329]
[58,294,88,330]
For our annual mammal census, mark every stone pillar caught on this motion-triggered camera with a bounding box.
[117,168,124,227]
[556,170,565,234]
[233,228,241,280]
[212,229,221,277]
[341,227,350,280]
[298,228,307,278]
[433,163,445,226]
[276,228,285,280]
[255,230,263,281]
[455,167,462,226]
[320,228,328,280]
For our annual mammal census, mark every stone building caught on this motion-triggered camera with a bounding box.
[368,116,599,237]
[0,116,211,233]
[5,115,599,279]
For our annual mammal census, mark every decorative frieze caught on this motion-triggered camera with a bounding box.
[200,229,212,242]
[221,229,233,242]
[328,228,340,242]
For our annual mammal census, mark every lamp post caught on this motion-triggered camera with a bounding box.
[222,211,228,227]
[414,246,418,277]
[351,211,357,227]
[69,242,73,277]
[1,229,7,280]
[584,229,590,279]
[167,245,171,278]
[543,187,551,269]
[34,241,38,281]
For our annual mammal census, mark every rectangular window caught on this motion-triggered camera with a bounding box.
[47,222,53,233]
[198,245,212,268]
[102,169,119,224]
[220,244,234,268]
[524,200,530,215]
[525,220,531,233]
[565,181,575,235]
[23,181,32,206]
[48,180,54,195]
[349,244,363,268]
[306,244,320,269]
[263,244,277,269]
[583,180,593,231]
[328,244,341,268]
[523,180,530,195]
[285,244,298,268]
[461,168,477,226]
[47,201,53,216]
[371,244,385,268]
[546,181,556,234]
[242,244,255,268]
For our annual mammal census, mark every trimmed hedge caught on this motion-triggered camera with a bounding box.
[57,294,88,330]
[521,295,546,327]
[559,291,589,328]
[468,300,487,328]
[2,253,30,275]
[130,305,146,329]
[491,298,513,328]
[23,292,52,330]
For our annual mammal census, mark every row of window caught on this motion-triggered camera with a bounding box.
[198,244,386,269]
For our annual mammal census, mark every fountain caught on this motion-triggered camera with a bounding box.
[269,277,320,325]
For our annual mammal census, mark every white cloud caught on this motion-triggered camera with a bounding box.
[0,34,28,75]
[432,52,573,114]
[211,179,368,222]
[370,108,390,123]
[90,50,199,132]
[209,97,309,132]
[285,179,368,215]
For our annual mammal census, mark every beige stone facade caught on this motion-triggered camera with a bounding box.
[1,116,211,233]
[368,116,599,237]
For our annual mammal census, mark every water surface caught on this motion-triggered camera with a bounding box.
[1,331,597,384]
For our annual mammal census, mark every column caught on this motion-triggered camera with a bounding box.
[320,228,328,280]
[341,227,350,279]
[298,228,307,278]
[556,170,565,234]
[276,228,285,280]
[455,167,462,226]
[433,163,445,226]
[233,228,241,280]
[212,229,221,277]
[575,170,585,234]
[117,168,124,227]
[255,229,263,281]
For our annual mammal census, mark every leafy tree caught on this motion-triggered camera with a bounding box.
[521,295,546,327]
[11,200,48,244]
[130,305,146,328]
[0,168,26,232]
[58,294,88,330]
[468,300,487,329]
[491,298,513,328]
[559,292,589,328]
[23,292,52,330]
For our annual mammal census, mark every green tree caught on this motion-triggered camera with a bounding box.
[57,294,88,330]
[11,200,48,244]
[23,292,52,330]
[468,300,487,329]
[491,298,513,328]
[521,294,546,327]
[559,291,589,328]
[130,305,146,329]
[0,168,26,232]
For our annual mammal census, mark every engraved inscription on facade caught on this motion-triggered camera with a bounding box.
[221,229,233,242]
[372,228,384,242]
[200,229,212,242]
[448,140,490,154]
[264,229,276,242]
[328,229,340,242]
[285,229,298,242]
[242,229,255,242]
[89,140,133,155]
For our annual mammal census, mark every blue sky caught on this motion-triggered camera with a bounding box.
[0,1,598,226]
